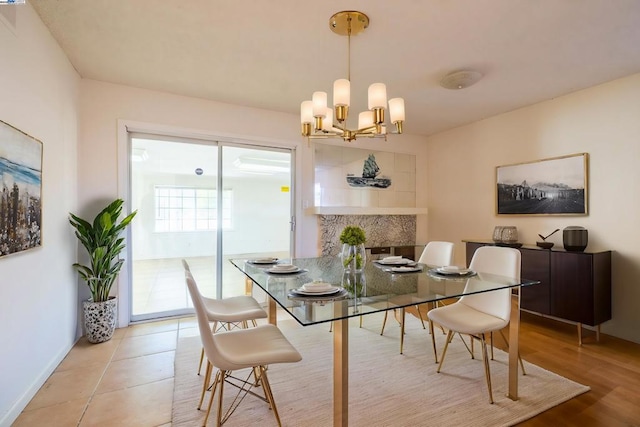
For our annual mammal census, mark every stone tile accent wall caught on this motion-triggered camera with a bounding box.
[319,215,416,256]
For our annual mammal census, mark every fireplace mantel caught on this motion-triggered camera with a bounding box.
[305,207,428,215]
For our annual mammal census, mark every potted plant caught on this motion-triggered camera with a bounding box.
[339,225,367,272]
[69,199,137,343]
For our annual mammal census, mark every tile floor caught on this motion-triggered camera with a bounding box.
[13,317,198,427]
[132,255,284,317]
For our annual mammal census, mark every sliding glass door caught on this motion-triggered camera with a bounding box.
[129,134,293,321]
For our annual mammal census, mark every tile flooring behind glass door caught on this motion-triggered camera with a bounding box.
[133,255,287,316]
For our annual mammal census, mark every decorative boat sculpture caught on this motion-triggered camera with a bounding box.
[346,154,391,188]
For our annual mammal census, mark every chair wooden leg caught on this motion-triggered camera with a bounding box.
[429,316,438,363]
[498,330,526,375]
[437,330,454,373]
[215,370,226,427]
[480,334,494,404]
[202,369,221,427]
[490,331,495,360]
[415,304,426,329]
[198,348,205,375]
[198,361,212,410]
[260,366,282,427]
[380,311,388,335]
[400,308,406,354]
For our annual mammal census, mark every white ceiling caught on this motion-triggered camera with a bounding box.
[30,0,640,137]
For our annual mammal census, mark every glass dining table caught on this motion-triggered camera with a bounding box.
[230,256,539,427]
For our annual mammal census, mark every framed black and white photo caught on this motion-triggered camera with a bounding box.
[0,120,43,258]
[496,153,588,215]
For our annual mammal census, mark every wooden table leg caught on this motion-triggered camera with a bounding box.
[333,308,348,426]
[507,288,521,400]
[268,297,277,326]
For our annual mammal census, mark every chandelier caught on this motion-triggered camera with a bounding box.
[300,11,405,143]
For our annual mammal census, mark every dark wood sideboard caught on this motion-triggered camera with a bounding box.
[464,241,611,345]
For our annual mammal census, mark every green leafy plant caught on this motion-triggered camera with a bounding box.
[340,226,366,268]
[69,199,137,302]
[339,225,366,246]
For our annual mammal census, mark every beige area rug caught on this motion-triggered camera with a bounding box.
[172,313,589,426]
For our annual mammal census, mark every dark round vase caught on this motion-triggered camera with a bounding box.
[563,226,588,252]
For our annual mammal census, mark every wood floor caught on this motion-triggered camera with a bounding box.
[503,312,640,426]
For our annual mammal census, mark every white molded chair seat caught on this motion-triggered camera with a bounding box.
[380,241,455,355]
[427,246,522,404]
[185,272,302,426]
[211,324,302,371]
[201,295,268,323]
[427,299,509,335]
[182,259,267,375]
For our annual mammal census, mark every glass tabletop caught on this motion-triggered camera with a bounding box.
[229,256,539,327]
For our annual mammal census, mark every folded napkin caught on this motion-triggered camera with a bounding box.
[382,256,403,261]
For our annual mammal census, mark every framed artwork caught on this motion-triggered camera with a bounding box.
[0,120,43,258]
[496,153,588,215]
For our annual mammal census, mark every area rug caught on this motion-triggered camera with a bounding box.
[172,313,589,426]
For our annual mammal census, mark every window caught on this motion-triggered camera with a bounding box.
[154,186,233,232]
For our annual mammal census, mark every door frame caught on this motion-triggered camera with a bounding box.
[116,119,297,327]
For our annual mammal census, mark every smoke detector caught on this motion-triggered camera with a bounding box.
[439,70,483,90]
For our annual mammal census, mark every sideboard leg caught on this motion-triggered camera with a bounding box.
[577,323,583,346]
[596,324,601,342]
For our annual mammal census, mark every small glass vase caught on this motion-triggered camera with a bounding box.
[340,243,366,273]
[342,270,367,313]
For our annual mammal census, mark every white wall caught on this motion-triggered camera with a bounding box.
[425,73,640,343]
[0,4,80,425]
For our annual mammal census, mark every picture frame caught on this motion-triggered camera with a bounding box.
[0,120,43,258]
[496,153,588,215]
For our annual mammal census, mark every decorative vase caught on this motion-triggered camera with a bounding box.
[83,296,117,343]
[563,226,588,252]
[342,270,367,313]
[500,226,519,243]
[340,243,367,273]
[492,226,504,243]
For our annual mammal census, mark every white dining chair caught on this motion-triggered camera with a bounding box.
[427,245,523,403]
[182,259,268,375]
[185,271,302,426]
[380,241,455,355]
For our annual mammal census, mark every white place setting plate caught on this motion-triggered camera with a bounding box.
[387,266,423,273]
[266,265,306,274]
[375,257,414,266]
[247,257,279,265]
[301,281,334,293]
[290,286,342,296]
[434,266,475,276]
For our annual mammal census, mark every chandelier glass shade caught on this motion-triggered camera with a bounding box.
[300,11,405,142]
